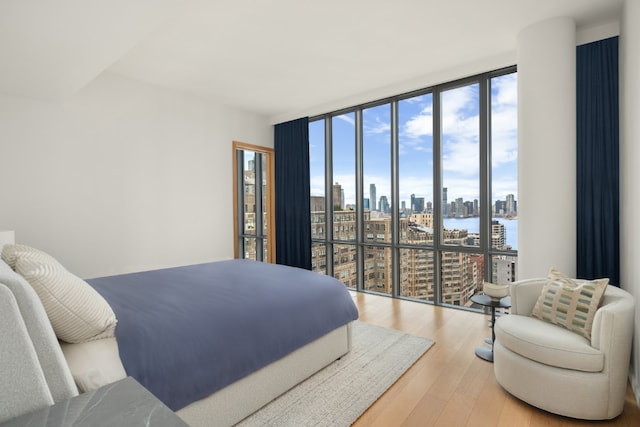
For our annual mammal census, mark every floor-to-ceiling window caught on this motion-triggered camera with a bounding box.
[310,67,517,309]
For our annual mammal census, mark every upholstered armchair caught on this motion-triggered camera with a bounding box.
[493,278,635,420]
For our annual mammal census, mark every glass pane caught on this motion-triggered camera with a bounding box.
[441,83,480,247]
[399,248,434,302]
[491,254,518,285]
[491,72,518,251]
[333,210,356,241]
[363,211,391,244]
[363,246,391,295]
[399,93,434,244]
[309,120,326,241]
[311,242,327,275]
[441,251,483,306]
[363,103,392,242]
[311,210,326,241]
[244,237,257,261]
[333,244,357,288]
[263,238,268,262]
[243,150,256,235]
[332,113,356,240]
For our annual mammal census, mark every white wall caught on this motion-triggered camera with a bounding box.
[620,0,640,405]
[517,17,577,279]
[0,73,272,278]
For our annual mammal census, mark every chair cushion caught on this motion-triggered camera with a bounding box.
[494,314,604,372]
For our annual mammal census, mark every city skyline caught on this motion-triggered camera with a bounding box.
[332,181,517,219]
[309,73,518,213]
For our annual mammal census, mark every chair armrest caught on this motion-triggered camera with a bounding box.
[509,278,546,315]
[591,286,635,356]
[589,286,635,415]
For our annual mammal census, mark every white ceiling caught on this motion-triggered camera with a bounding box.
[0,0,623,123]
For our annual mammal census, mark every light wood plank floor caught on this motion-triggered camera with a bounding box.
[351,292,640,426]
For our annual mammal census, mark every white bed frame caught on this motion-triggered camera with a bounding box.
[177,323,352,426]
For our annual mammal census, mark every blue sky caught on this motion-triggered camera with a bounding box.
[309,72,518,211]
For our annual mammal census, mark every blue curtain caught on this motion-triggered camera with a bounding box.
[274,117,311,269]
[576,37,619,286]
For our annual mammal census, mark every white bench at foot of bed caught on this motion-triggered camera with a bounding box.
[176,322,352,427]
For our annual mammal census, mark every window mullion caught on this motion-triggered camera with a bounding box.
[432,88,443,305]
[254,152,264,261]
[355,109,364,292]
[390,100,400,297]
[236,149,245,258]
[479,76,492,282]
[324,117,334,277]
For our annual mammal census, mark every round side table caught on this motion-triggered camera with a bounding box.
[471,294,511,362]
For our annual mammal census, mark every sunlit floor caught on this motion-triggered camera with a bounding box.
[350,291,640,427]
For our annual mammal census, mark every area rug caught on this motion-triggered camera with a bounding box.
[236,321,434,426]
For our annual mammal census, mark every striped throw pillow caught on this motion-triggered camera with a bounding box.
[531,267,608,339]
[1,244,62,270]
[15,257,116,344]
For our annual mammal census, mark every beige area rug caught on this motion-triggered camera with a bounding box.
[236,321,434,427]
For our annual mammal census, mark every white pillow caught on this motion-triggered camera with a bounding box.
[1,244,62,270]
[15,258,117,344]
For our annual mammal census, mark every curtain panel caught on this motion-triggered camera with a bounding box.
[576,36,619,285]
[274,117,311,270]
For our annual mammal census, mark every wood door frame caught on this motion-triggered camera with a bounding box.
[232,141,275,263]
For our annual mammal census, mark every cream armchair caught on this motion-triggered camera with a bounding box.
[493,278,635,420]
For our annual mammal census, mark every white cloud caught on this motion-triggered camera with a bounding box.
[492,73,518,107]
[335,114,355,126]
[364,118,391,139]
[309,173,326,198]
[404,104,433,138]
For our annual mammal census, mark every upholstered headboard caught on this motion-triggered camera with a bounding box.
[0,259,78,423]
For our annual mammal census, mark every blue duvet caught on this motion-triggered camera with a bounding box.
[87,259,358,411]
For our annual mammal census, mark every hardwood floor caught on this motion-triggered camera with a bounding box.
[351,292,640,426]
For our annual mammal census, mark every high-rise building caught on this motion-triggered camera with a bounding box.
[491,220,506,249]
[409,213,433,228]
[370,184,377,211]
[492,257,517,285]
[311,209,481,305]
[379,195,390,214]
[414,197,425,213]
[506,194,516,217]
[455,198,464,218]
[426,201,433,213]
[310,196,325,212]
[443,187,448,216]
[333,182,342,210]
[364,198,370,210]
[464,201,474,217]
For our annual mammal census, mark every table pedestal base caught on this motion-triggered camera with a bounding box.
[475,346,494,362]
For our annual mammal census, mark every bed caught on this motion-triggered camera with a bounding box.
[0,245,358,426]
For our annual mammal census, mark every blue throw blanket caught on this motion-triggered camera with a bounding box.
[87,260,359,410]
